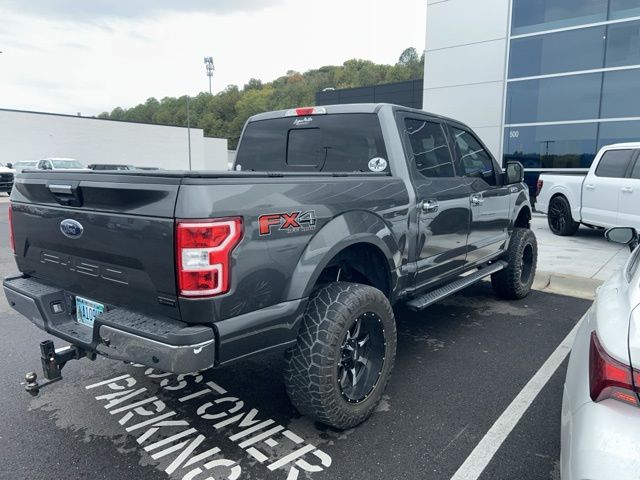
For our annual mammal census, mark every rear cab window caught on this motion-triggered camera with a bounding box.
[235,114,389,173]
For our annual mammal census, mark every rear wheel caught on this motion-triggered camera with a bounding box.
[548,196,579,236]
[284,282,396,429]
[491,228,538,299]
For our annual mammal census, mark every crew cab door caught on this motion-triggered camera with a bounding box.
[448,125,510,264]
[399,115,471,287]
[581,148,635,227]
[619,150,640,229]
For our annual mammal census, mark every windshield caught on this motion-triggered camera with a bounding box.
[235,114,389,173]
[51,159,84,169]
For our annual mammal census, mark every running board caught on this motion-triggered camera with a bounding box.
[405,260,508,311]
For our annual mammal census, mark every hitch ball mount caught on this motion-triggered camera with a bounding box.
[23,340,93,396]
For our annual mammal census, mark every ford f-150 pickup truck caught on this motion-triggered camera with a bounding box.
[537,142,640,236]
[4,104,536,428]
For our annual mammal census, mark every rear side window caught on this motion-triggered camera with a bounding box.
[595,149,633,178]
[236,114,388,173]
[402,118,454,178]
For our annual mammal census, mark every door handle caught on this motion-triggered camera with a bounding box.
[470,194,484,206]
[585,184,595,190]
[622,186,634,193]
[421,200,439,213]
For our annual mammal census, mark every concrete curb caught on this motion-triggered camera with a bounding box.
[532,270,602,300]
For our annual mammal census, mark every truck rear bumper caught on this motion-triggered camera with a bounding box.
[3,275,216,374]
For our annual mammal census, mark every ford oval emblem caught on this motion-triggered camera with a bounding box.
[60,219,84,239]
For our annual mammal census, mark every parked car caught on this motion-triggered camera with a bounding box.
[12,160,39,174]
[537,143,640,236]
[4,104,536,429]
[0,162,14,194]
[561,226,640,479]
[35,157,88,170]
[88,164,136,171]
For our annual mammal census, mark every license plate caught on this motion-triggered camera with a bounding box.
[76,296,105,328]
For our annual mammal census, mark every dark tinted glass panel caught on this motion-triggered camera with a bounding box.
[503,123,598,169]
[236,114,388,172]
[509,26,605,78]
[601,69,640,118]
[512,0,607,35]
[598,120,640,148]
[631,158,640,179]
[506,74,602,124]
[606,21,640,67]
[403,119,454,178]
[287,129,322,167]
[451,128,496,185]
[595,149,633,177]
[610,0,640,20]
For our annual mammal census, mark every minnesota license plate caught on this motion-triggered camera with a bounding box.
[76,296,105,328]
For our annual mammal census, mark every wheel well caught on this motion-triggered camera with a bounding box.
[315,243,391,298]
[514,206,532,229]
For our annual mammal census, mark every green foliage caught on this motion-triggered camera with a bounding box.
[97,48,424,148]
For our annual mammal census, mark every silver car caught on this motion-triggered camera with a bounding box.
[561,227,640,479]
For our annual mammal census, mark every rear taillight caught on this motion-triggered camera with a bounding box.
[589,331,640,407]
[176,218,243,297]
[8,205,15,254]
[536,179,544,196]
[284,106,327,117]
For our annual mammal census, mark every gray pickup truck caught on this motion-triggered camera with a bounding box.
[4,103,536,428]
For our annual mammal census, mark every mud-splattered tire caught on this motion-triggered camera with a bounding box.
[491,228,538,300]
[548,195,579,236]
[284,282,397,429]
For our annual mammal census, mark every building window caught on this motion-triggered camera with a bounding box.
[509,26,606,78]
[610,0,640,20]
[511,0,608,36]
[503,123,599,169]
[506,73,602,124]
[597,120,640,148]
[606,20,640,67]
[601,69,640,118]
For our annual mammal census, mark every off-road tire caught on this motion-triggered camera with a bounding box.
[548,195,579,236]
[491,228,538,299]
[284,282,397,429]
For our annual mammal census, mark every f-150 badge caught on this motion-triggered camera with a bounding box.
[259,210,317,236]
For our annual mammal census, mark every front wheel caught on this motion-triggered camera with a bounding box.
[548,196,579,236]
[284,282,397,429]
[491,228,538,299]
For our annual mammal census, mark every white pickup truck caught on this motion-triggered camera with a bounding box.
[536,143,640,236]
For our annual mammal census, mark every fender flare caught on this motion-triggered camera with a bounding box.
[285,210,402,301]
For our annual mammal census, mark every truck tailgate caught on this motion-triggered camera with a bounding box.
[10,172,182,320]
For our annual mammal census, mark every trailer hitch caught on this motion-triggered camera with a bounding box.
[23,340,93,396]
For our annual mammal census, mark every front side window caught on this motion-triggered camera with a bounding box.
[595,149,633,178]
[451,128,496,185]
[630,156,640,179]
[403,119,454,178]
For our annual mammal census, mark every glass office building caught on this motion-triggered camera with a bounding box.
[504,0,640,172]
[423,0,640,187]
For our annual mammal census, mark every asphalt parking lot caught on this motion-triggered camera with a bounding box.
[0,202,591,480]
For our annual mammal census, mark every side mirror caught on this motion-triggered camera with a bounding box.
[505,161,524,185]
[605,227,639,252]
[6,163,12,169]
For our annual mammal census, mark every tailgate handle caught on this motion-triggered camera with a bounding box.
[47,181,83,207]
[48,184,73,194]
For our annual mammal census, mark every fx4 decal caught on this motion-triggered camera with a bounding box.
[259,210,317,236]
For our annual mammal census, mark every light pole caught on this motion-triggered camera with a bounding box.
[204,57,214,94]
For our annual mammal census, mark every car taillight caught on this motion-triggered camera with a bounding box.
[8,204,15,254]
[176,218,243,297]
[536,179,544,196]
[284,106,327,117]
[589,331,640,407]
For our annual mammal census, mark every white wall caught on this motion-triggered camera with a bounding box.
[0,109,228,171]
[423,0,510,158]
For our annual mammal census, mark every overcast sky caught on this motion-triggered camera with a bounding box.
[0,0,426,116]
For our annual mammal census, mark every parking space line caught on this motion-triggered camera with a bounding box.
[450,316,584,480]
